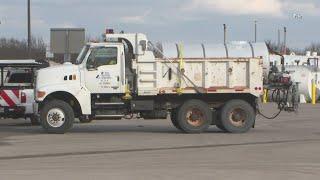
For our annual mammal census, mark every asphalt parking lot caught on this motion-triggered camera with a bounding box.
[0,104,320,180]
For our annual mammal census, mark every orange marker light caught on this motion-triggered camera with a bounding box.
[37,91,46,98]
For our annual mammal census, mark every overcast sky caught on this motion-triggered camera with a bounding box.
[1,0,320,48]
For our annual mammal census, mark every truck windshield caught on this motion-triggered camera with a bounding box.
[75,45,90,64]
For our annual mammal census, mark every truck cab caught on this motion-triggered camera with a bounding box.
[79,42,126,94]
[36,42,130,105]
[36,34,145,132]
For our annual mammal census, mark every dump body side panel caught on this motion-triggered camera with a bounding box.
[136,57,263,97]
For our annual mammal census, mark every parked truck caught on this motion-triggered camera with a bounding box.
[0,60,47,125]
[34,32,298,134]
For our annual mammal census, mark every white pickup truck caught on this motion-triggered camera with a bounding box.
[0,60,46,125]
[35,32,298,134]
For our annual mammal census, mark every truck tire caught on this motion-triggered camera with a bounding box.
[40,100,74,134]
[30,115,40,126]
[170,109,182,130]
[176,99,212,133]
[219,100,255,133]
[79,116,93,123]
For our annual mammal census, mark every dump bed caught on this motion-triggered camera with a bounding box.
[136,55,264,97]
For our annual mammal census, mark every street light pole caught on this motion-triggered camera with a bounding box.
[223,24,227,44]
[277,29,281,51]
[283,27,287,55]
[254,20,257,43]
[27,0,31,58]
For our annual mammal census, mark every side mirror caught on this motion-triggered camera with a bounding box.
[87,63,97,71]
[137,40,147,55]
[140,40,147,51]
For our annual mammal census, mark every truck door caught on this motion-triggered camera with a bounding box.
[84,45,124,94]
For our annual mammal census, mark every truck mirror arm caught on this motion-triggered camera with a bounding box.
[87,64,98,71]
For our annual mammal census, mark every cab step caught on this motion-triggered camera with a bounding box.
[93,102,126,110]
[94,102,125,106]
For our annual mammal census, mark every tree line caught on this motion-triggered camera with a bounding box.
[0,37,46,60]
[266,40,320,56]
[1,37,320,61]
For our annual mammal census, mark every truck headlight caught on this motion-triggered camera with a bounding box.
[37,91,46,98]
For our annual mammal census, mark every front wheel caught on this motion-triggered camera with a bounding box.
[40,100,74,134]
[219,100,256,133]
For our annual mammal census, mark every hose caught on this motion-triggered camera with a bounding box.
[257,107,283,120]
[257,88,290,120]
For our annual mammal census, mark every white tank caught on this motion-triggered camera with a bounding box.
[270,55,320,66]
[306,51,311,56]
[284,66,320,101]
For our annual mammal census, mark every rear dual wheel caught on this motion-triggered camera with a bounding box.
[171,99,212,133]
[216,100,255,133]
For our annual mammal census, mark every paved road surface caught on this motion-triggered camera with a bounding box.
[0,104,319,180]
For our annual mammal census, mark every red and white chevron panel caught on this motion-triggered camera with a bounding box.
[0,90,20,107]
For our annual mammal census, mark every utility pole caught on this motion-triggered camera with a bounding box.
[254,20,257,43]
[27,0,31,58]
[223,24,227,44]
[283,27,287,55]
[277,29,281,51]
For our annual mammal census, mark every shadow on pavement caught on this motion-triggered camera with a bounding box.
[0,121,225,135]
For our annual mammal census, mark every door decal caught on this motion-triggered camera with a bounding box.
[97,71,112,88]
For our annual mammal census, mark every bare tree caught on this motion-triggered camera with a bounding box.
[304,43,320,54]
[0,37,46,60]
[265,40,291,55]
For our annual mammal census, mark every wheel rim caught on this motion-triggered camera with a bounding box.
[229,108,247,127]
[186,108,205,127]
[47,108,65,128]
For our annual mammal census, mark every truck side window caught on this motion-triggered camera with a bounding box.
[87,47,118,68]
[8,73,32,83]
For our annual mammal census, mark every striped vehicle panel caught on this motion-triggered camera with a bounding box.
[0,90,21,107]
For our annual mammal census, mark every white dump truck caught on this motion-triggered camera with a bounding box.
[34,31,298,134]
